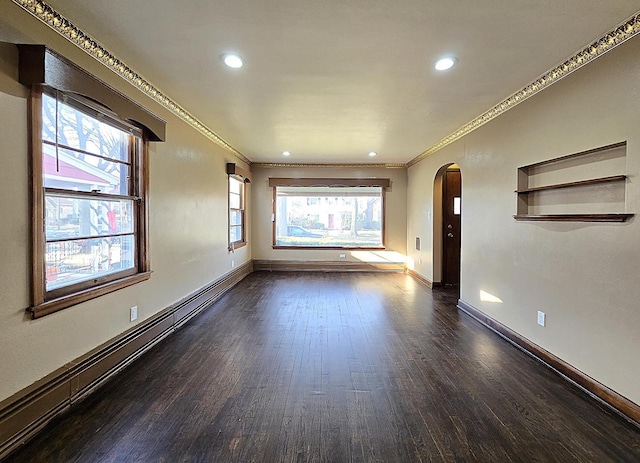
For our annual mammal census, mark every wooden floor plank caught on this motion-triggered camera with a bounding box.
[4,271,640,462]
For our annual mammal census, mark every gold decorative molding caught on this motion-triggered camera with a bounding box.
[252,162,406,169]
[407,10,640,168]
[11,0,251,165]
[13,1,640,169]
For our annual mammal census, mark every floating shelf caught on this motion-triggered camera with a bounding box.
[515,175,627,194]
[519,141,626,169]
[513,214,633,222]
[515,142,632,222]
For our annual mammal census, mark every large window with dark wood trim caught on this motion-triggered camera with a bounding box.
[270,178,389,249]
[229,176,246,248]
[31,89,150,315]
[19,45,164,318]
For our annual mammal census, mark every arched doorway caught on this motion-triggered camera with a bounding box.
[433,164,462,288]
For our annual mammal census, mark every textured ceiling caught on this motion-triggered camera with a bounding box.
[35,1,640,164]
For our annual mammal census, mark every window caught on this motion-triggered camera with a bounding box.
[454,197,461,215]
[229,176,246,248]
[19,45,165,318]
[273,185,385,248]
[30,89,151,316]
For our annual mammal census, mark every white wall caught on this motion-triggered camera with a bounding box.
[0,2,250,401]
[407,35,640,405]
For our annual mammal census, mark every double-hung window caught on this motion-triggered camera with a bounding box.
[20,45,165,318]
[40,91,143,292]
[31,89,150,316]
[229,176,246,248]
[226,163,251,250]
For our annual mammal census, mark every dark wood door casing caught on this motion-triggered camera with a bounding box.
[442,168,461,286]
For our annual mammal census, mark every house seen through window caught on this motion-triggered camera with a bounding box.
[274,186,383,248]
[32,89,150,316]
[42,92,140,291]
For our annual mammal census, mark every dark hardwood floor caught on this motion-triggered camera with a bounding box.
[5,272,640,462]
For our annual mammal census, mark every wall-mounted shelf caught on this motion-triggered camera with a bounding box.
[515,142,632,222]
[515,175,627,194]
[513,214,633,222]
[520,142,626,169]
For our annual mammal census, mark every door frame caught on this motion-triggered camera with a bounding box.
[432,163,462,286]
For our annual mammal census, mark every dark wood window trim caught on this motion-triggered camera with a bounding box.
[228,177,247,250]
[270,178,389,250]
[227,164,250,251]
[268,178,390,188]
[30,272,152,319]
[226,163,252,183]
[20,46,164,318]
[18,45,166,141]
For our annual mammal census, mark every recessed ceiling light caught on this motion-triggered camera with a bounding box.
[368,151,377,157]
[434,56,457,71]
[282,151,291,156]
[221,53,244,69]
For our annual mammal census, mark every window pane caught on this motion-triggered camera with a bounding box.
[230,192,241,209]
[229,177,242,194]
[42,93,130,162]
[230,226,242,243]
[43,144,130,195]
[230,209,243,226]
[45,195,134,240]
[274,186,383,247]
[45,235,135,290]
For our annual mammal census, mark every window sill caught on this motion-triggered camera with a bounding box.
[228,241,247,251]
[30,271,152,319]
[273,246,386,250]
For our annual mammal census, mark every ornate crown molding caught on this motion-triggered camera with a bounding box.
[13,1,640,169]
[407,11,640,168]
[12,0,251,165]
[252,162,406,169]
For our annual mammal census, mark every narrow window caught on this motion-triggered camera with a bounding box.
[454,196,461,215]
[229,176,246,249]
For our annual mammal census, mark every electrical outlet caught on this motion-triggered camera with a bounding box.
[231,259,235,268]
[130,306,138,322]
[537,311,546,327]
[339,253,346,259]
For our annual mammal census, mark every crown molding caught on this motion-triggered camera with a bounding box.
[13,1,640,170]
[252,162,406,169]
[11,0,251,165]
[406,10,640,168]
